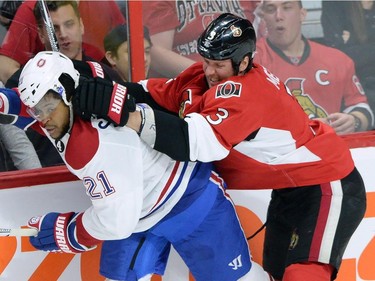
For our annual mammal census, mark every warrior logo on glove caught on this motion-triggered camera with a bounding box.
[109,83,130,125]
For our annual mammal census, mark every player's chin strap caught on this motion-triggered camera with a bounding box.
[68,103,74,134]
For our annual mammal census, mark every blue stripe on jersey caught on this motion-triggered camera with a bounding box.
[141,161,189,219]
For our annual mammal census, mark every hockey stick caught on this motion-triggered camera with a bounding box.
[0,228,38,237]
[37,0,59,52]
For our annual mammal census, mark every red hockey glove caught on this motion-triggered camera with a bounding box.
[73,77,136,126]
[28,212,96,253]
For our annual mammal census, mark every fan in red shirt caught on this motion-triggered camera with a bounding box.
[255,0,374,135]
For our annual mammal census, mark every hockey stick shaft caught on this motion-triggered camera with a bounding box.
[37,0,59,52]
[0,228,38,237]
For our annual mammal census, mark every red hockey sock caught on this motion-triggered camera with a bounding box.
[282,262,334,281]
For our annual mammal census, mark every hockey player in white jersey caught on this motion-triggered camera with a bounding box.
[12,51,274,281]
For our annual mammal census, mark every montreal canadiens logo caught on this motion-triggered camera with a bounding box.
[215,81,242,98]
[37,58,46,67]
[29,216,41,224]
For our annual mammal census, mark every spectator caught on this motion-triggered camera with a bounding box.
[142,0,261,78]
[74,13,366,281]
[255,0,374,134]
[30,1,121,83]
[0,0,22,30]
[10,50,273,281]
[0,124,41,171]
[321,0,375,125]
[0,0,124,85]
[321,1,375,50]
[1,82,41,172]
[33,0,87,62]
[104,24,152,82]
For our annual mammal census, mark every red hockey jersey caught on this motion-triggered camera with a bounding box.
[144,62,355,189]
[255,38,372,119]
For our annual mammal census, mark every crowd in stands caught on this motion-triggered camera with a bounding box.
[0,0,374,168]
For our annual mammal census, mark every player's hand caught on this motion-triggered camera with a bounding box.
[0,88,36,129]
[27,212,95,254]
[73,77,136,126]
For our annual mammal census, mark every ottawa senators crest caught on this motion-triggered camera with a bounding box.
[231,25,242,37]
[285,78,328,119]
[215,81,242,99]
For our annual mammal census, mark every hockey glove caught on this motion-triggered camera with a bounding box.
[73,77,136,126]
[28,212,95,254]
[0,88,36,129]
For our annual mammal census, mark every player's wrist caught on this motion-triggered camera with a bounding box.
[65,213,96,253]
[136,103,156,147]
[127,110,143,132]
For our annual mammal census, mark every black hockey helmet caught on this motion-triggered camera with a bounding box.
[197,13,256,74]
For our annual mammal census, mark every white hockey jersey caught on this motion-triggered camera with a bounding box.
[41,117,209,244]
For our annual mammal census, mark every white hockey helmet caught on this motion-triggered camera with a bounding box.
[18,51,80,108]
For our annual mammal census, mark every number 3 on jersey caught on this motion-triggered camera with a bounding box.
[83,171,116,199]
[206,108,229,125]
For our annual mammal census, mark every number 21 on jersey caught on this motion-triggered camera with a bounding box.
[83,171,116,199]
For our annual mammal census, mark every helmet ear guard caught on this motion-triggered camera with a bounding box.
[58,73,76,102]
[197,13,256,74]
[18,51,80,108]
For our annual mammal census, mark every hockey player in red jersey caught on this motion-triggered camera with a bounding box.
[73,13,366,281]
